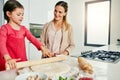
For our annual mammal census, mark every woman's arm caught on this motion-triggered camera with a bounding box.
[40,23,49,46]
[65,26,75,54]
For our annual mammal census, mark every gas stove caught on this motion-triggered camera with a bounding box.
[81,50,120,63]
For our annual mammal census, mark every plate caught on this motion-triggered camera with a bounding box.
[15,72,47,80]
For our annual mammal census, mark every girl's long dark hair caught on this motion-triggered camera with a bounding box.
[3,0,24,22]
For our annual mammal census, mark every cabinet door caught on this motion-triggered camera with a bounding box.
[29,43,42,60]
[29,0,63,24]
[29,0,47,24]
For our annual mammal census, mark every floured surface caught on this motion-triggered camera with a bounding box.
[17,57,81,79]
[30,62,71,77]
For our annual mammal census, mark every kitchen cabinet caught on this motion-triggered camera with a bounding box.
[28,42,42,60]
[29,0,67,24]
[29,0,48,24]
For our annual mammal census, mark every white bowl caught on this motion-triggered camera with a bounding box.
[15,72,47,80]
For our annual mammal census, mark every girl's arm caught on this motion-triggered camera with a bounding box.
[25,27,43,50]
[24,27,51,57]
[0,25,20,70]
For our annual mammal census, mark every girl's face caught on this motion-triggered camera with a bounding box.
[7,8,24,25]
[54,5,66,21]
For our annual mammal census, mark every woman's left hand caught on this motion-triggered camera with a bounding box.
[61,50,69,55]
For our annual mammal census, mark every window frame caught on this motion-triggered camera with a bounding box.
[84,0,111,47]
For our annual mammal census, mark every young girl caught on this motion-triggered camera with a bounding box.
[0,0,50,71]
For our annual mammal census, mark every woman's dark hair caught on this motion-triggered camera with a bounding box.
[55,1,69,31]
[3,0,24,22]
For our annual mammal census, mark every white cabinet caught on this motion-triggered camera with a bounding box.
[28,43,42,60]
[29,0,67,24]
[29,0,47,24]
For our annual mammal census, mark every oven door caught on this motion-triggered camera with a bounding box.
[30,23,43,38]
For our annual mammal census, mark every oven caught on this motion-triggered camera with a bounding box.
[30,23,43,38]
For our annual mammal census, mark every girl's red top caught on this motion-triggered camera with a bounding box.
[0,24,42,71]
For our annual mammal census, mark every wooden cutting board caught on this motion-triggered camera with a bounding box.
[6,55,67,70]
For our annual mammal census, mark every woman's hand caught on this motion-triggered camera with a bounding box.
[61,50,69,55]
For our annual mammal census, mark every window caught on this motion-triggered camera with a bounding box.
[84,0,111,47]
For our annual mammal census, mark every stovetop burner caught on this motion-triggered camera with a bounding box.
[81,50,120,63]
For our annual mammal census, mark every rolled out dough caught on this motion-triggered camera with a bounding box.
[30,62,71,77]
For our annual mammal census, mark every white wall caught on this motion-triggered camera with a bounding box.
[110,0,120,44]
[18,0,30,58]
[0,0,4,26]
[29,0,69,24]
[68,0,95,52]
[68,0,120,52]
[68,0,85,52]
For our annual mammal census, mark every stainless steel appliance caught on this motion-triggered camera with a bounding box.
[81,50,120,63]
[30,23,43,38]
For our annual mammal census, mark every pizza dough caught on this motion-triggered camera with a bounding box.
[30,62,71,77]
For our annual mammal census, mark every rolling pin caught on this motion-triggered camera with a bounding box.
[6,55,67,70]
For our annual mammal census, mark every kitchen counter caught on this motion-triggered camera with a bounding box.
[0,45,120,80]
[88,58,120,80]
[0,69,17,80]
[71,44,120,80]
[91,45,120,80]
[0,58,120,80]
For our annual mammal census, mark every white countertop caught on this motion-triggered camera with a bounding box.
[87,58,120,80]
[0,45,120,80]
[71,44,120,80]
[93,44,120,52]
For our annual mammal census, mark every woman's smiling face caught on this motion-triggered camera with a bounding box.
[54,5,66,21]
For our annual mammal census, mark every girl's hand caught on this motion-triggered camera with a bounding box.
[5,58,21,70]
[4,54,21,70]
[49,53,56,57]
[40,46,51,58]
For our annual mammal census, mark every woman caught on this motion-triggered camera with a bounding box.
[40,1,75,57]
